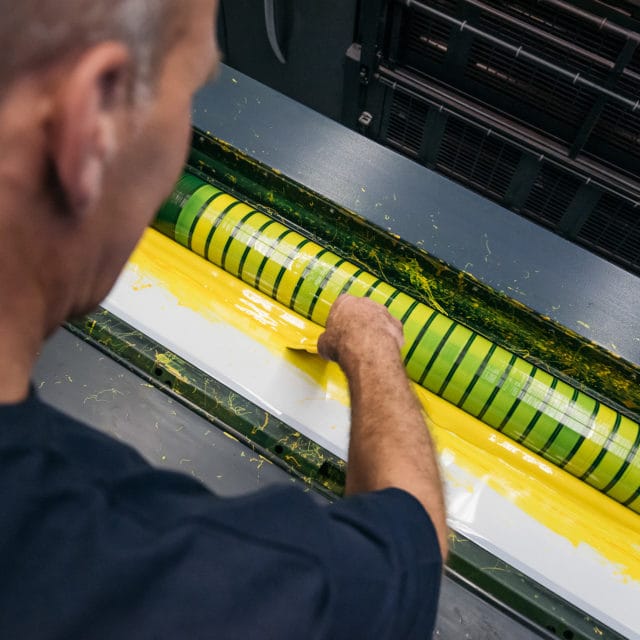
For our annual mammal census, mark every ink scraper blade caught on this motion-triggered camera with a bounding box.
[285,337,319,354]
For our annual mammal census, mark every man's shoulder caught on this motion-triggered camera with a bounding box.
[0,393,442,639]
[0,389,151,483]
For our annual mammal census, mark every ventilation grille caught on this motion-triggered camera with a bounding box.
[626,38,640,75]
[588,73,640,171]
[520,164,582,228]
[402,7,451,70]
[401,9,452,70]
[481,0,626,63]
[578,193,640,270]
[370,2,640,275]
[435,118,521,200]
[385,91,428,156]
[466,39,600,140]
[392,0,640,149]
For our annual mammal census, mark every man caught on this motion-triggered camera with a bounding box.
[0,0,447,637]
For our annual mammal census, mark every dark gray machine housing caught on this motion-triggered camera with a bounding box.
[218,0,640,276]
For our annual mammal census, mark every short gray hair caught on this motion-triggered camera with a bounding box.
[1,0,181,97]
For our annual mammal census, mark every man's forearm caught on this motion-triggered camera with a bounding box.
[318,295,448,558]
[343,348,448,559]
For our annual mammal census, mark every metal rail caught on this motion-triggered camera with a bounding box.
[399,0,640,113]
[539,0,640,43]
[376,65,640,207]
[462,0,617,71]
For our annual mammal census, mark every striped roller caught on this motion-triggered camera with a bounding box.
[155,174,640,513]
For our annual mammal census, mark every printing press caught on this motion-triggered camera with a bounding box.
[37,2,640,638]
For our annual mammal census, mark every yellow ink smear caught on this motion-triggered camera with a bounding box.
[128,228,640,582]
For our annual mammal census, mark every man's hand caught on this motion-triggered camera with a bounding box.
[317,295,404,368]
[318,294,448,560]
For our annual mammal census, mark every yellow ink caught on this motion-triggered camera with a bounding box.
[127,228,640,581]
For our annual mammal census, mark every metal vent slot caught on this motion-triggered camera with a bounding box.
[476,12,612,84]
[385,91,428,156]
[625,40,640,75]
[482,0,626,62]
[521,165,582,227]
[435,117,521,200]
[402,11,452,68]
[590,73,640,158]
[579,194,640,270]
[466,40,599,134]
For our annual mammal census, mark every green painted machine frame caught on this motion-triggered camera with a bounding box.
[155,172,640,512]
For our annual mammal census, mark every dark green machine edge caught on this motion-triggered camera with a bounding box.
[72,130,638,639]
[69,309,624,640]
[183,131,640,421]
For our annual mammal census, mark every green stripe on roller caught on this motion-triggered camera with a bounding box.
[220,210,262,272]
[402,310,439,368]
[258,231,309,300]
[579,413,622,483]
[456,343,497,409]
[306,258,347,320]
[202,201,244,262]
[237,218,278,280]
[383,289,401,309]
[517,376,559,443]
[155,173,207,233]
[609,454,640,504]
[340,272,382,300]
[625,493,640,512]
[308,260,361,326]
[402,305,435,345]
[496,364,539,434]
[623,484,640,507]
[303,253,346,321]
[476,354,517,421]
[385,292,417,327]
[289,248,330,314]
[274,242,328,308]
[408,315,455,380]
[441,336,492,407]
[174,186,222,248]
[503,371,558,443]
[223,213,271,278]
[208,201,258,266]
[366,281,398,309]
[363,278,384,299]
[543,404,593,469]
[421,324,474,392]
[601,418,640,496]
[337,268,365,297]
[557,400,600,471]
[272,237,312,301]
[437,332,478,397]
[519,379,576,453]
[539,388,580,457]
[417,322,458,386]
[399,299,420,325]
[253,228,294,292]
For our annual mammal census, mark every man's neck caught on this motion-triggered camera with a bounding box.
[0,216,52,404]
[0,289,49,404]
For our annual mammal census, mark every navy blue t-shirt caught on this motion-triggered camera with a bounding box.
[0,391,442,639]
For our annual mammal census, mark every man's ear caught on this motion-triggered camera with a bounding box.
[49,42,132,217]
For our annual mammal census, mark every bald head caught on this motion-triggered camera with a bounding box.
[0,0,182,97]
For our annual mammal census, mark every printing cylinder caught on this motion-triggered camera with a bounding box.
[155,174,640,513]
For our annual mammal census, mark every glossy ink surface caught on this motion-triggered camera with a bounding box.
[155,178,640,514]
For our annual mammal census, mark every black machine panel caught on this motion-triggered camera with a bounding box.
[217,0,640,275]
[349,0,640,275]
